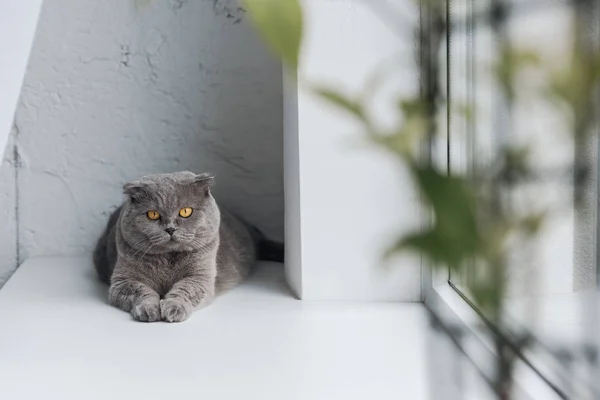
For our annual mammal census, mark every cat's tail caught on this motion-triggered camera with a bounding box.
[258,238,285,263]
[245,222,284,263]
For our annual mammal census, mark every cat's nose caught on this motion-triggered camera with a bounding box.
[165,227,177,236]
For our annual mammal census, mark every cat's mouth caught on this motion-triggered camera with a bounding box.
[156,232,194,248]
[154,235,177,248]
[164,236,179,244]
[162,234,190,246]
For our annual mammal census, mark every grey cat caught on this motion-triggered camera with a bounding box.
[93,171,283,323]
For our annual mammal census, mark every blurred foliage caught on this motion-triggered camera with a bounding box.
[494,48,540,101]
[133,0,153,10]
[389,166,481,271]
[243,0,599,318]
[312,87,367,123]
[549,49,600,136]
[244,0,599,396]
[242,0,303,68]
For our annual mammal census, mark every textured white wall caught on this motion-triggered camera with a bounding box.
[0,131,17,287]
[0,0,43,286]
[0,0,43,162]
[285,0,422,301]
[4,0,283,274]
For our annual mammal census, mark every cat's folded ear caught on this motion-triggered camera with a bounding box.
[193,173,214,196]
[194,173,214,184]
[123,181,150,204]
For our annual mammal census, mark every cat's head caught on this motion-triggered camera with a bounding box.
[119,171,220,254]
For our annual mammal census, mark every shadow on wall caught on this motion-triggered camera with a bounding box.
[0,0,283,282]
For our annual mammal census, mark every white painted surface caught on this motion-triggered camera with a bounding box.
[508,4,577,295]
[0,131,17,287]
[505,290,600,345]
[11,0,283,266]
[431,284,586,400]
[283,72,302,298]
[287,0,422,301]
[0,257,428,400]
[0,0,43,285]
[0,0,42,158]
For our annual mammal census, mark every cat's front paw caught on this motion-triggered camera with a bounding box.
[160,298,191,323]
[131,298,161,322]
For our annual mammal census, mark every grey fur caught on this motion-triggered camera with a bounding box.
[93,171,261,323]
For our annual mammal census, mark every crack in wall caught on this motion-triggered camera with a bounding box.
[213,0,246,23]
[120,45,131,67]
[170,0,188,11]
[12,120,21,268]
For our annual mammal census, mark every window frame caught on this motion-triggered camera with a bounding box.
[420,0,600,397]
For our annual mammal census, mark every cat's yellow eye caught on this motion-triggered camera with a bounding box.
[147,210,161,220]
[179,207,193,218]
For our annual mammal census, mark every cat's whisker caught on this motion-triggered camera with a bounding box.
[130,244,150,260]
[128,237,147,250]
[136,245,154,266]
[128,237,156,260]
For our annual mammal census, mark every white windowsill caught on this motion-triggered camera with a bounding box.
[430,283,596,400]
[0,257,429,400]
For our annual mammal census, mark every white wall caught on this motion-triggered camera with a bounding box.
[0,0,42,160]
[0,0,43,286]
[283,72,303,298]
[285,0,422,301]
[0,131,18,287]
[3,0,283,276]
[508,3,577,295]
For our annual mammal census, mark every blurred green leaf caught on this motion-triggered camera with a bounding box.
[314,87,366,121]
[391,229,467,270]
[398,99,427,117]
[369,99,428,159]
[416,166,479,244]
[470,274,505,317]
[455,103,473,122]
[498,146,531,185]
[398,99,427,149]
[494,48,540,100]
[387,165,481,270]
[547,52,600,132]
[514,50,540,66]
[518,212,545,236]
[373,130,416,159]
[243,0,303,69]
[134,0,152,9]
